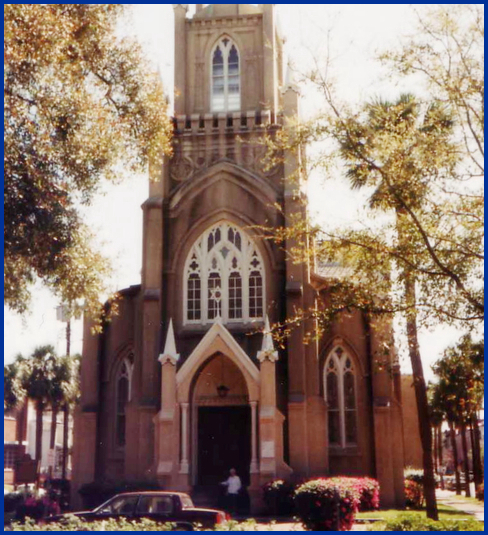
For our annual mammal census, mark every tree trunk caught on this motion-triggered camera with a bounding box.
[460,422,471,497]
[61,404,70,480]
[438,427,443,469]
[469,418,482,489]
[449,421,462,495]
[434,427,439,474]
[404,274,439,520]
[35,402,44,463]
[50,407,58,450]
[472,416,483,484]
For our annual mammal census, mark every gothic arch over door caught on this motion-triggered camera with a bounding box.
[191,353,251,486]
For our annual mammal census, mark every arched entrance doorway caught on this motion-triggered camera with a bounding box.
[192,353,251,487]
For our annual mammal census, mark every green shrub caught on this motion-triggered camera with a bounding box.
[206,520,272,531]
[404,480,424,509]
[11,517,175,531]
[11,518,273,531]
[262,479,294,516]
[379,514,484,531]
[294,478,358,531]
[404,468,440,487]
[4,492,24,514]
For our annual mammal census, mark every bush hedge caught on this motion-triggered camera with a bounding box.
[11,517,174,531]
[4,493,24,514]
[380,514,484,531]
[404,480,424,509]
[262,480,294,516]
[294,478,359,531]
[10,518,271,531]
[339,477,380,512]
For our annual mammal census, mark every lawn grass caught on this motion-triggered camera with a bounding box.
[356,504,473,522]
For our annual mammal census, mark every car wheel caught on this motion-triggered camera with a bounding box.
[174,525,193,531]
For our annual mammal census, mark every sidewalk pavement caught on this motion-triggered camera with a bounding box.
[437,489,485,523]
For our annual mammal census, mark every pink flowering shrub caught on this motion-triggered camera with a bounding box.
[294,478,359,531]
[294,477,380,531]
[339,477,380,512]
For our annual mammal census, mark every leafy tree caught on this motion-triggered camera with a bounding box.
[4,361,26,412]
[261,5,483,519]
[429,383,462,495]
[432,335,484,496]
[4,4,172,321]
[382,5,484,183]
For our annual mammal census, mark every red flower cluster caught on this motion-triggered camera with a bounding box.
[331,477,381,512]
[404,480,425,509]
[294,477,380,531]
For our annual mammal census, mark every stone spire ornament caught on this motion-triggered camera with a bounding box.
[159,319,180,365]
[257,316,279,363]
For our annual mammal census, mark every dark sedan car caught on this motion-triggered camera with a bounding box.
[52,492,229,530]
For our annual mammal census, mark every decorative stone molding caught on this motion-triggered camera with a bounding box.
[159,408,176,421]
[159,319,180,366]
[257,316,279,363]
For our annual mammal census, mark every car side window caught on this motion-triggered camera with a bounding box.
[180,495,194,509]
[99,496,139,515]
[137,496,174,515]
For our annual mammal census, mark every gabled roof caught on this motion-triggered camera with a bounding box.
[176,319,260,389]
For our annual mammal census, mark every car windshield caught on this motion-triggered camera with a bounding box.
[95,495,139,515]
[180,495,194,509]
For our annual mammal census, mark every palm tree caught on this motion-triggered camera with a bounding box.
[338,94,455,520]
[18,346,59,463]
[4,360,25,412]
[59,355,81,480]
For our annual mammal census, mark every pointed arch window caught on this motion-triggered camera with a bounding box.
[184,222,265,324]
[116,358,133,449]
[212,38,241,112]
[324,347,358,448]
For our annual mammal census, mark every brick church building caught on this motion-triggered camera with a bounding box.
[72,4,412,511]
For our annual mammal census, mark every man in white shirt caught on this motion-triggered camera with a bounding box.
[221,468,242,514]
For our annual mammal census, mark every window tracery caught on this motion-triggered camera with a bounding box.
[212,37,241,112]
[184,223,265,324]
[324,347,358,448]
[115,357,133,449]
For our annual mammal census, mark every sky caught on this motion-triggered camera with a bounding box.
[3,4,475,379]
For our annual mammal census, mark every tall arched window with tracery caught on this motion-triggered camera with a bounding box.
[324,347,358,448]
[115,358,133,449]
[211,37,241,112]
[184,222,265,324]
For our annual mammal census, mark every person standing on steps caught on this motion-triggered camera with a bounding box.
[221,468,242,515]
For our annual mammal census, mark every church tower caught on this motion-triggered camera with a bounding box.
[72,4,407,513]
[144,4,326,507]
